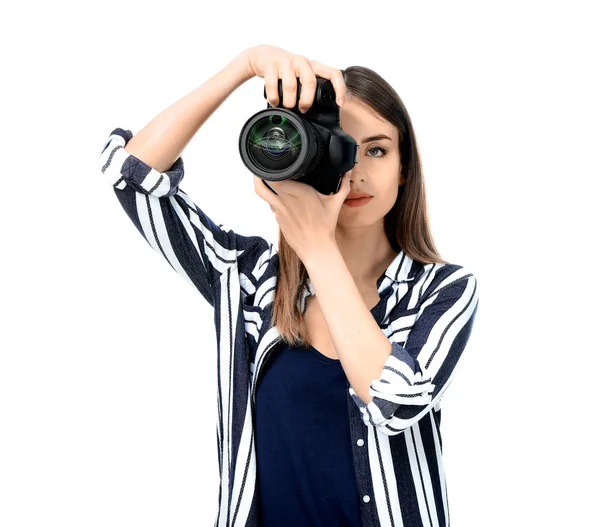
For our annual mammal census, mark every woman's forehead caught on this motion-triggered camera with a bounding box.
[340,101,397,142]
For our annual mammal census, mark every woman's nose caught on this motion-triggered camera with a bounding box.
[346,169,365,182]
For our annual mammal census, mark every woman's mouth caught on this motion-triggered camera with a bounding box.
[343,196,373,207]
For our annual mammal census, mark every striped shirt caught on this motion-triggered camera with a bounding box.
[99,127,480,527]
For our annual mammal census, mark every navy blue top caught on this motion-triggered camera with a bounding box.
[255,343,362,526]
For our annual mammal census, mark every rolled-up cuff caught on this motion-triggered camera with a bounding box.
[352,341,436,428]
[100,128,184,198]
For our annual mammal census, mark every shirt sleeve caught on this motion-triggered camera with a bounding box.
[349,266,480,435]
[99,127,270,308]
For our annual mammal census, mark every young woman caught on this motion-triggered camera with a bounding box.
[99,44,479,527]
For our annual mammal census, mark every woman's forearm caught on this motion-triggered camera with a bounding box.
[123,49,254,173]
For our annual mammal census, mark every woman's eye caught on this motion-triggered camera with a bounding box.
[367,146,386,157]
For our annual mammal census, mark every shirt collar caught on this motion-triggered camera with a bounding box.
[383,248,418,284]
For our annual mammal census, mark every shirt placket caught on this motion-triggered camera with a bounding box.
[347,384,379,527]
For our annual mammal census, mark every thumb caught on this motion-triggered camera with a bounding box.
[327,173,351,210]
[339,172,352,200]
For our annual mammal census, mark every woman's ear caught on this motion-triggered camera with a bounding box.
[398,165,405,187]
[397,156,403,186]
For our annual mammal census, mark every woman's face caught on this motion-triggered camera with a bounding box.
[338,97,404,227]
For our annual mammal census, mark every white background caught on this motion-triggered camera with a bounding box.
[2,1,598,525]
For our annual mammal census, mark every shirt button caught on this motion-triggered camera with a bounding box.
[357,439,364,446]
[363,495,371,503]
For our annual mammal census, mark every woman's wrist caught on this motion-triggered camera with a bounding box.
[225,48,255,86]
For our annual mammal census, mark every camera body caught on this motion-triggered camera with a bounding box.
[238,77,358,195]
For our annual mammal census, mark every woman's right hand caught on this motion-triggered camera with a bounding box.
[244,45,346,113]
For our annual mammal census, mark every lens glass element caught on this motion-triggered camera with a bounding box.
[247,114,302,171]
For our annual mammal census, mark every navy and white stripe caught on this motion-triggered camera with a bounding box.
[99,127,480,527]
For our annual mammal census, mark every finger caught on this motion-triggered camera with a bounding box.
[254,177,285,209]
[269,179,307,198]
[342,172,352,194]
[292,56,317,113]
[264,63,280,107]
[308,60,346,106]
[328,173,350,201]
[279,57,298,109]
[264,180,290,197]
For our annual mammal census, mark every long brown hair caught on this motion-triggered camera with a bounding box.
[271,65,448,347]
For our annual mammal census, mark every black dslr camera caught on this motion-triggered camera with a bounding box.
[238,76,359,195]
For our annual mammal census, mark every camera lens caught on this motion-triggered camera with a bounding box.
[247,113,302,171]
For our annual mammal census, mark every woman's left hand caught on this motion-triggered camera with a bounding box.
[253,173,352,263]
